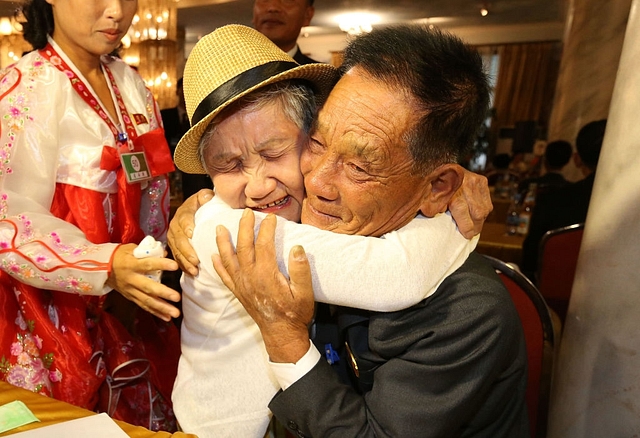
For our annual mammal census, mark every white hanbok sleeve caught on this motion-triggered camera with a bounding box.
[0,59,116,295]
[192,197,478,311]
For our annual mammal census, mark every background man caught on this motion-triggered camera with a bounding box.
[252,0,318,64]
[213,24,528,437]
[522,119,607,280]
[518,139,573,195]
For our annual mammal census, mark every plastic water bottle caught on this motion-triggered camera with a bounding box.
[516,183,537,236]
[505,192,522,235]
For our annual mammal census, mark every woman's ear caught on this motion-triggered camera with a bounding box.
[419,163,464,217]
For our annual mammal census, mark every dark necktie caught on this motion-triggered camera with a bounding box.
[336,307,383,394]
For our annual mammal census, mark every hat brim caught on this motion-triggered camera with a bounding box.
[174,62,338,175]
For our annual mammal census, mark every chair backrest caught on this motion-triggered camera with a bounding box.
[483,255,556,438]
[536,223,585,323]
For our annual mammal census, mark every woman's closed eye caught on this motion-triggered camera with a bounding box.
[210,159,242,174]
[260,150,287,161]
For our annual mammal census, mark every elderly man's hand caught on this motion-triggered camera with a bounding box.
[213,209,315,363]
[167,188,214,276]
[448,169,493,238]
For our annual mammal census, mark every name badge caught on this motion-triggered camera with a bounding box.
[120,151,152,183]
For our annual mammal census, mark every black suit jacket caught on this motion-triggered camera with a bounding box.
[160,106,212,200]
[518,171,569,194]
[160,106,186,155]
[521,173,595,280]
[293,47,319,65]
[270,253,529,437]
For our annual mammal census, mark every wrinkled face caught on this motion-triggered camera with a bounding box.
[202,100,306,222]
[301,67,431,236]
[47,0,137,60]
[252,0,314,52]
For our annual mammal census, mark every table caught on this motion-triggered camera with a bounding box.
[485,196,512,225]
[0,382,196,438]
[477,222,525,266]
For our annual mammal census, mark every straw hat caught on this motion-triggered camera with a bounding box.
[174,24,338,174]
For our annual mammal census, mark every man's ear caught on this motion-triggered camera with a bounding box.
[419,163,464,217]
[303,5,315,27]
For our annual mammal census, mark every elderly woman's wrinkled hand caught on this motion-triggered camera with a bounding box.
[448,169,493,238]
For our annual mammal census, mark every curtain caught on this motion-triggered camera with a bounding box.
[489,41,562,139]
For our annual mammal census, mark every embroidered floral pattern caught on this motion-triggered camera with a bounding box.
[1,213,100,256]
[145,178,164,237]
[47,231,99,257]
[53,274,93,294]
[26,55,47,81]
[1,92,31,178]
[0,311,57,396]
[0,192,7,219]
[1,213,100,293]
[16,214,35,243]
[0,58,46,180]
[0,67,17,94]
[2,259,36,280]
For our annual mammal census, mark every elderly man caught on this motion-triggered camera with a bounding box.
[252,0,318,64]
[213,25,528,437]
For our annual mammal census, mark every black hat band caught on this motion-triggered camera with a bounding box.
[191,61,299,126]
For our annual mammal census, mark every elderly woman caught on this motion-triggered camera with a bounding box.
[169,25,487,438]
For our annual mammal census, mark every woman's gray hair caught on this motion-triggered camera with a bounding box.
[198,80,317,172]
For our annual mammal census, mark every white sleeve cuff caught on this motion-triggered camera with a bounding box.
[269,341,322,391]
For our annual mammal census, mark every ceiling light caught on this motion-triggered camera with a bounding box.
[336,12,380,36]
[0,17,13,36]
[480,2,490,16]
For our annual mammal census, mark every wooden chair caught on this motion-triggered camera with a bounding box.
[536,223,585,324]
[483,255,557,438]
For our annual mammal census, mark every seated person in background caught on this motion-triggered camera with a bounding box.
[518,139,572,195]
[212,24,528,437]
[486,153,518,185]
[522,119,607,281]
[169,25,486,438]
[486,153,520,199]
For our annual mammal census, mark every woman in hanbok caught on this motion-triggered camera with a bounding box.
[0,0,181,430]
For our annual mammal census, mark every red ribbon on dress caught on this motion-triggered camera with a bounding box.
[52,129,174,245]
[134,128,175,177]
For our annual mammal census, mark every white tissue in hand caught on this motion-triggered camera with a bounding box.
[134,235,164,258]
[133,235,164,282]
